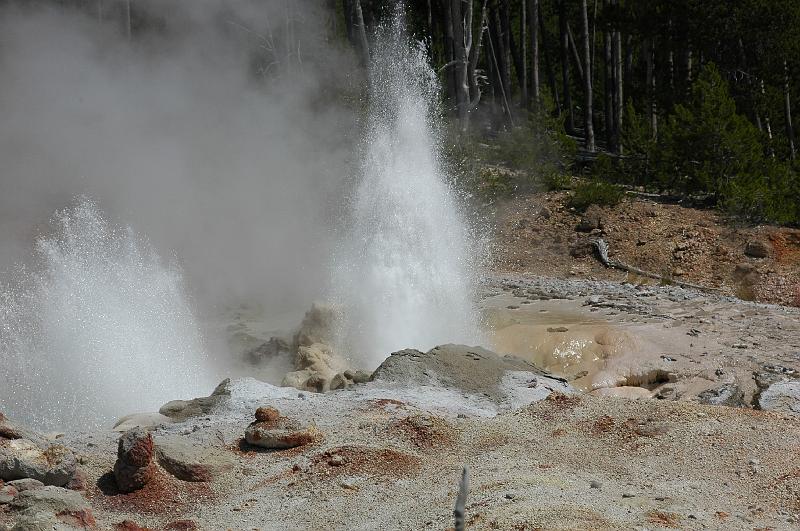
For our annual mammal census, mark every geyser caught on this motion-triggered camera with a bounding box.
[333,10,483,366]
[0,199,215,430]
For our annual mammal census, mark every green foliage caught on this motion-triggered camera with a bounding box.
[657,63,765,197]
[567,179,624,212]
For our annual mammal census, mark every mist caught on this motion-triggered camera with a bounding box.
[0,0,359,313]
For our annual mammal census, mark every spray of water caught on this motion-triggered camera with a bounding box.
[0,198,215,430]
[333,9,483,366]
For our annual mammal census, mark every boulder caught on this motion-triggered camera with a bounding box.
[758,380,800,414]
[6,478,44,492]
[154,435,234,482]
[744,240,770,258]
[569,238,596,258]
[9,486,94,530]
[0,439,77,486]
[0,414,48,447]
[371,344,572,405]
[0,483,17,504]
[113,428,155,493]
[244,408,319,450]
[159,379,231,421]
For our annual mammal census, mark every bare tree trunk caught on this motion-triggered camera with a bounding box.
[604,29,613,148]
[644,37,657,139]
[443,1,456,103]
[567,22,585,83]
[504,1,526,100]
[498,1,512,107]
[528,0,540,104]
[558,0,574,133]
[612,19,623,154]
[785,59,796,160]
[580,0,594,151]
[353,0,370,66]
[520,0,528,107]
[761,79,775,158]
[540,6,559,111]
[623,34,633,96]
[488,7,512,125]
[451,0,471,132]
[468,1,489,109]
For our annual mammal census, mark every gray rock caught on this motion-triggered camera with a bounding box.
[697,383,745,407]
[345,369,372,384]
[159,379,231,421]
[744,240,770,258]
[758,380,800,414]
[0,414,48,448]
[0,484,17,504]
[371,344,571,405]
[6,478,45,492]
[244,422,319,450]
[112,412,173,432]
[329,372,352,391]
[9,486,93,531]
[0,439,77,486]
[154,435,234,482]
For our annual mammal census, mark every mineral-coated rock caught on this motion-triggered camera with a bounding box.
[8,486,94,530]
[758,380,800,414]
[7,478,45,492]
[154,435,234,482]
[244,408,319,449]
[113,428,155,493]
[0,439,77,486]
[159,379,231,421]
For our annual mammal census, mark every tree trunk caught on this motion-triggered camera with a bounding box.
[761,79,775,158]
[644,37,657,139]
[520,0,528,107]
[604,30,613,148]
[580,0,594,151]
[540,5,559,111]
[528,0,540,104]
[623,34,633,97]
[351,0,370,66]
[488,7,512,125]
[443,0,456,103]
[450,0,471,132]
[612,18,623,154]
[504,0,526,100]
[785,59,796,160]
[558,0,574,133]
[468,1,489,109]
[566,23,585,83]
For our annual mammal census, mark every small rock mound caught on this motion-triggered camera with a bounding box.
[113,428,155,493]
[0,413,78,487]
[154,435,234,482]
[159,379,231,421]
[244,407,319,450]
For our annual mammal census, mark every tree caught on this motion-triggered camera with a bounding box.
[580,0,595,151]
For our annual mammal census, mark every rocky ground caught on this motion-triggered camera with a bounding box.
[3,274,800,530]
[490,190,800,307]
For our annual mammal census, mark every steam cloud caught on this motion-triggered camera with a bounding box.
[0,0,358,312]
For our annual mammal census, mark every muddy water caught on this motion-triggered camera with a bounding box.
[480,292,693,395]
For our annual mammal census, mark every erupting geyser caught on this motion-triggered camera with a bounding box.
[0,199,215,430]
[334,10,483,366]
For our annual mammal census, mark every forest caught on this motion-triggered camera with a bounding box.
[341,0,800,225]
[8,1,800,224]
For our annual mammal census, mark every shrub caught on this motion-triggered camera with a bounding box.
[568,180,624,212]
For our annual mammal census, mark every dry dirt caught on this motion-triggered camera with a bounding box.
[490,191,800,307]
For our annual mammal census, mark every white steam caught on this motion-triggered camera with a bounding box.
[0,198,215,429]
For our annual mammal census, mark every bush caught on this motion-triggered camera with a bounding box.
[568,180,624,212]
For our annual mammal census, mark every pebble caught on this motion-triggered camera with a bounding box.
[622,492,635,498]
[590,480,602,489]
